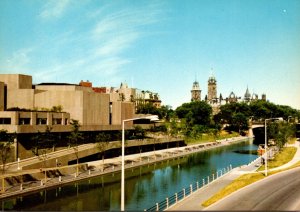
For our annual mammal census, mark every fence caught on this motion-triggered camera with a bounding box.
[145,164,233,211]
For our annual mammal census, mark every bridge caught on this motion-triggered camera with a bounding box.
[248,121,264,138]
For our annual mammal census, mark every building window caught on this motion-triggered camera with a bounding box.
[53,118,62,125]
[19,118,30,125]
[0,118,11,125]
[37,118,47,125]
[65,118,68,125]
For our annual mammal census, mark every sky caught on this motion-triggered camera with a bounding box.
[0,0,300,110]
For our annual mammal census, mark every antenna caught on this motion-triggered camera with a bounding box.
[131,77,134,88]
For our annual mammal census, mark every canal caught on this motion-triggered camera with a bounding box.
[1,139,258,211]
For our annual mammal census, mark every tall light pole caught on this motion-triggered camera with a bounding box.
[264,117,282,176]
[121,115,159,211]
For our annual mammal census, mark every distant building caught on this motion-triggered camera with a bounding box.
[191,80,201,101]
[135,89,161,110]
[190,71,267,114]
[207,74,217,104]
[78,81,161,112]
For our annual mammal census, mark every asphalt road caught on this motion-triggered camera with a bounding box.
[205,166,300,211]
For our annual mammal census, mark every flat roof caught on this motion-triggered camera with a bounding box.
[36,83,78,86]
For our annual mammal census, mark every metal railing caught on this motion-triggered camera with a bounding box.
[145,164,233,211]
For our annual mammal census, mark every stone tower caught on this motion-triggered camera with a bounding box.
[244,86,251,103]
[191,80,201,101]
[207,74,217,103]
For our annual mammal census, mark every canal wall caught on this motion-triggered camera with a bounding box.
[0,136,251,200]
[12,138,184,171]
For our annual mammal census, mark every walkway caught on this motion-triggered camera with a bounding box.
[268,140,300,172]
[168,140,300,211]
[0,137,249,200]
[167,157,261,211]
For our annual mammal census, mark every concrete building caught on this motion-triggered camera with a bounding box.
[0,74,135,134]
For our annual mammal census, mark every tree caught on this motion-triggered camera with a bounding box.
[133,125,145,139]
[0,130,14,174]
[41,126,54,167]
[31,127,54,168]
[31,131,44,157]
[176,101,212,127]
[231,112,249,135]
[275,122,295,149]
[51,105,63,112]
[96,132,111,172]
[67,119,83,176]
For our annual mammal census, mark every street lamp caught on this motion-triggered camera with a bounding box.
[121,115,159,211]
[264,117,282,176]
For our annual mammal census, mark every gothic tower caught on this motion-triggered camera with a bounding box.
[191,80,201,101]
[207,74,217,103]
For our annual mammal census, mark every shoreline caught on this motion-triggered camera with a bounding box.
[0,136,252,200]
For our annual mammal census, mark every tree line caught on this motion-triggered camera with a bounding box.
[138,100,300,147]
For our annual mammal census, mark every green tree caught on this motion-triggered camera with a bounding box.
[96,132,111,172]
[231,112,249,135]
[176,101,212,126]
[275,122,295,149]
[0,130,14,174]
[51,105,63,112]
[31,126,54,168]
[68,119,83,176]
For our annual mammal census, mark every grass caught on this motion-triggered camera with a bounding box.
[257,147,296,171]
[202,145,299,207]
[288,137,296,145]
[202,173,265,207]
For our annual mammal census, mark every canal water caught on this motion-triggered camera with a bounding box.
[1,139,258,211]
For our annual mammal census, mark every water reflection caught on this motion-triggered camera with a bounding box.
[1,139,258,211]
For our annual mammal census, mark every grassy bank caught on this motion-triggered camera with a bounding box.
[202,173,265,207]
[185,131,240,145]
[257,147,296,171]
[202,146,298,207]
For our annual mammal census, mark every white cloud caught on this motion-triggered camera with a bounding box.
[0,48,33,73]
[1,1,165,85]
[39,0,71,20]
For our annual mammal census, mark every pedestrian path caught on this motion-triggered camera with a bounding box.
[167,157,261,211]
[167,140,300,211]
[268,140,300,172]
[0,137,249,200]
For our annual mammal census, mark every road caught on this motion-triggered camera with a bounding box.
[205,166,300,211]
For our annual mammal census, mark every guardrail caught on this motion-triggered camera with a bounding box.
[144,164,233,211]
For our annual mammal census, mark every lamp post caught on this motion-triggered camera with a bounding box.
[264,117,282,176]
[121,115,159,211]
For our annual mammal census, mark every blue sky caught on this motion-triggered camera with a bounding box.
[1,0,300,109]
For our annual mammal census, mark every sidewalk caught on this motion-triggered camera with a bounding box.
[268,140,300,172]
[167,158,261,211]
[168,140,300,211]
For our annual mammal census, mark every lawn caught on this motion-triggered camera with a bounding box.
[185,131,240,145]
[202,145,298,207]
[257,147,296,171]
